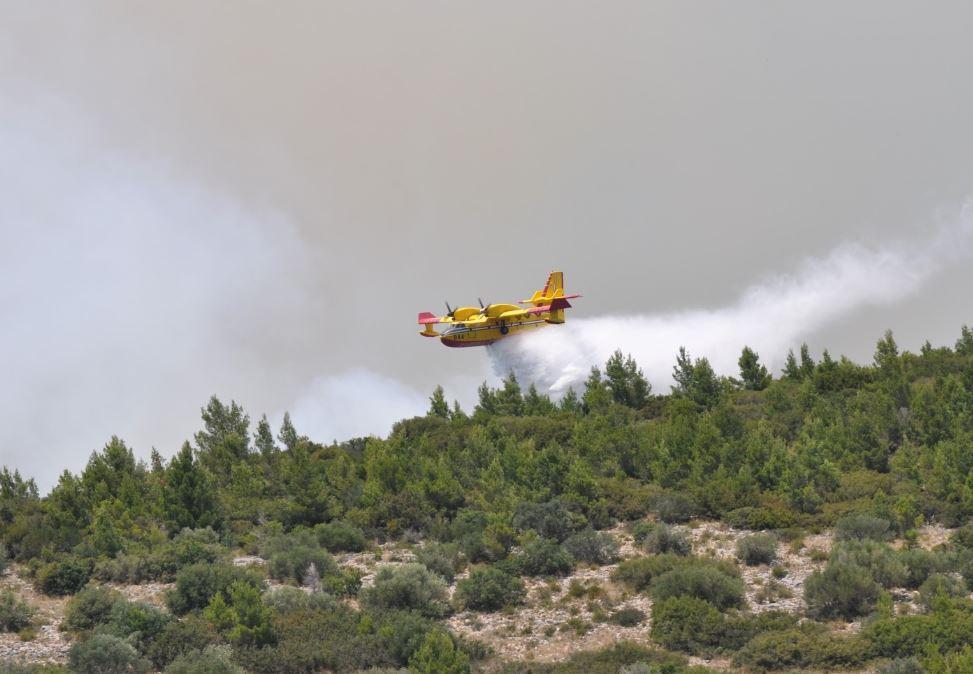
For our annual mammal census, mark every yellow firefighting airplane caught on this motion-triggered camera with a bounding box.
[418,271,580,348]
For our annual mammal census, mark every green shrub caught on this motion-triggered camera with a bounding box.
[609,607,645,627]
[876,658,923,674]
[918,573,967,609]
[165,562,263,615]
[407,630,470,674]
[733,625,869,671]
[563,529,619,565]
[494,641,690,673]
[517,538,574,577]
[611,555,681,592]
[735,534,777,566]
[68,633,151,674]
[650,493,695,524]
[863,606,973,659]
[416,542,462,582]
[262,586,335,614]
[651,596,723,653]
[145,615,215,670]
[512,499,587,542]
[926,646,973,674]
[63,585,122,632]
[831,540,908,588]
[360,564,449,617]
[634,523,691,556]
[267,543,338,586]
[0,589,33,632]
[314,521,367,553]
[166,528,225,568]
[835,514,893,542]
[650,564,745,611]
[35,556,92,596]
[950,523,973,550]
[0,543,9,576]
[374,610,437,666]
[804,561,881,619]
[897,547,952,589]
[101,599,173,653]
[164,645,243,674]
[723,506,796,530]
[454,567,525,612]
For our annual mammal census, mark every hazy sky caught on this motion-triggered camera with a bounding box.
[2,2,973,491]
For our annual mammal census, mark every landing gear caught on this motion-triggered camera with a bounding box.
[499,322,509,335]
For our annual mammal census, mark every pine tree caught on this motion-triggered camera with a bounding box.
[277,412,298,451]
[254,415,277,457]
[428,386,450,419]
[672,347,695,394]
[582,367,611,413]
[874,329,900,372]
[495,372,524,416]
[957,325,973,356]
[524,383,556,415]
[559,388,581,414]
[474,382,498,417]
[782,349,801,380]
[799,343,816,379]
[739,346,771,391]
[163,441,219,532]
[604,350,651,408]
[408,630,470,674]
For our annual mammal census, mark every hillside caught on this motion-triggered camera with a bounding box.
[3,328,973,673]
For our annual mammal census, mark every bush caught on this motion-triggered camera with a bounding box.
[407,630,470,674]
[733,625,869,671]
[0,589,33,632]
[650,493,695,524]
[517,538,574,577]
[611,555,681,592]
[609,607,645,627]
[563,529,619,566]
[360,564,449,617]
[262,586,335,614]
[650,564,745,611]
[0,543,8,576]
[877,659,923,674]
[416,542,462,582]
[512,499,588,542]
[166,528,225,568]
[454,567,525,612]
[835,513,892,542]
[651,596,723,653]
[897,547,952,589]
[804,561,881,619]
[950,523,973,550]
[68,633,151,674]
[101,599,173,653]
[634,523,691,556]
[145,616,215,670]
[723,506,796,530]
[164,645,243,674]
[35,556,92,596]
[735,534,777,566]
[63,585,122,632]
[314,521,368,553]
[918,573,967,609]
[831,540,908,588]
[267,545,339,586]
[165,562,263,615]
[374,610,437,666]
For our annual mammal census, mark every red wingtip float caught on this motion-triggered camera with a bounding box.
[417,271,580,348]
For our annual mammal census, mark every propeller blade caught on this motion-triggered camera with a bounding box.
[478,297,485,309]
[445,301,453,316]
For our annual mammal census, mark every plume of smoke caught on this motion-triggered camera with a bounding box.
[284,369,429,444]
[489,210,973,396]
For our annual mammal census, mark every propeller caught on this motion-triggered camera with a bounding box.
[478,298,485,309]
[445,301,455,318]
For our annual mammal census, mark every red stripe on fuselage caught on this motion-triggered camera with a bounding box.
[441,337,498,348]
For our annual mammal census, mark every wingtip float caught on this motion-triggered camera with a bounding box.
[418,270,581,348]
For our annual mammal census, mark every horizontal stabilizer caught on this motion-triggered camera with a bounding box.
[418,312,440,324]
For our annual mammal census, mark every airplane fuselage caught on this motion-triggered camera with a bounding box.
[438,317,548,347]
